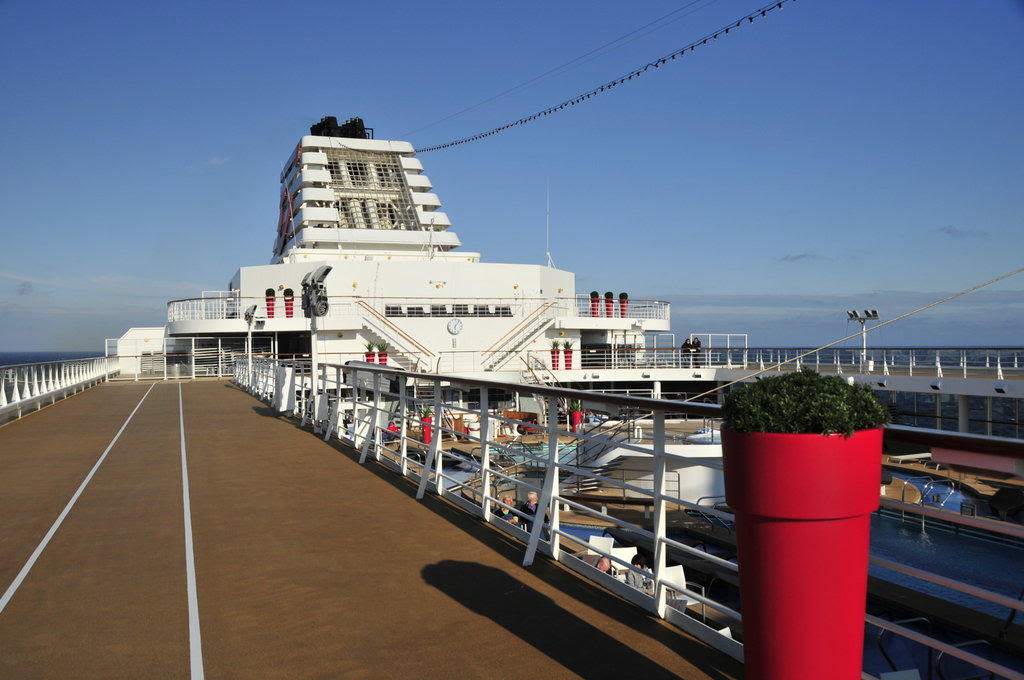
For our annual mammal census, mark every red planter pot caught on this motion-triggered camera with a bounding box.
[590,298,600,317]
[284,294,294,318]
[563,349,573,370]
[570,411,583,433]
[722,428,882,680]
[377,352,388,365]
[422,416,434,445]
[550,349,560,370]
[604,299,614,317]
[265,294,276,318]
[618,300,628,317]
[364,352,376,363]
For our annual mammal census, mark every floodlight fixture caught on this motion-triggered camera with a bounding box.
[847,310,858,320]
[243,304,258,324]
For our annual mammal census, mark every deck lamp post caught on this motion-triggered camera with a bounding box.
[301,265,333,423]
[847,309,879,368]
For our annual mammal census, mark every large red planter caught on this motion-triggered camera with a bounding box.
[364,352,376,363]
[422,415,434,445]
[563,348,573,369]
[284,293,294,318]
[377,352,388,366]
[722,428,882,680]
[619,299,628,317]
[550,349,560,370]
[604,298,614,317]
[590,298,600,317]
[265,293,276,318]
[570,410,584,433]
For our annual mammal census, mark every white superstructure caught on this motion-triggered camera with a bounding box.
[157,116,670,377]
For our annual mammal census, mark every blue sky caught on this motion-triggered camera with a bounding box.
[1,0,1021,350]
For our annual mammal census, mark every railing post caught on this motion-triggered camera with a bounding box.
[523,397,560,566]
[359,372,381,464]
[190,337,196,380]
[433,382,444,496]
[348,367,360,443]
[398,374,409,476]
[415,378,443,500]
[480,387,492,521]
[652,409,668,618]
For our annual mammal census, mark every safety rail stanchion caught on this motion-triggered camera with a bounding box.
[416,379,440,500]
[359,372,381,464]
[523,398,560,567]
[546,397,560,559]
[651,409,668,618]
[348,366,359,445]
[432,381,444,496]
[479,387,492,521]
[398,374,409,476]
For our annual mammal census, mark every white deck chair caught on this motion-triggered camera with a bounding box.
[661,564,705,618]
[585,535,614,557]
[585,536,638,573]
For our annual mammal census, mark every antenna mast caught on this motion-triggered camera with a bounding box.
[545,178,555,268]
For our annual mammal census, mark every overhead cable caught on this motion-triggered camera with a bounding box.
[401,0,719,138]
[414,0,796,154]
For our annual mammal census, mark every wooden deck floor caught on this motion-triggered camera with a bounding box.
[0,380,742,680]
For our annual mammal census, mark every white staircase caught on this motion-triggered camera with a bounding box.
[481,302,556,371]
[356,300,435,371]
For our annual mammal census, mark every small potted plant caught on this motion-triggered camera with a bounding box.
[721,369,890,680]
[562,340,574,370]
[618,291,629,317]
[603,291,614,317]
[421,405,434,446]
[550,340,561,370]
[568,399,584,433]
[364,341,377,363]
[589,291,600,317]
[377,341,390,366]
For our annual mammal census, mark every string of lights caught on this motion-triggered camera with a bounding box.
[414,0,796,154]
[400,0,720,138]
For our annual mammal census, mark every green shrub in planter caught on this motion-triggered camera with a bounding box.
[723,368,889,436]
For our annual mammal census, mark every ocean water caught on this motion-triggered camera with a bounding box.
[0,351,102,367]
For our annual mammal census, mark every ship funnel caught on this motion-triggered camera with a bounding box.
[309,116,373,139]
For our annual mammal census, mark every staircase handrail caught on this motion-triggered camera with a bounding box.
[481,302,557,367]
[356,300,436,358]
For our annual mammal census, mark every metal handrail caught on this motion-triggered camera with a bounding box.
[238,358,1024,679]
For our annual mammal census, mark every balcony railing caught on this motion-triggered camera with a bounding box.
[167,295,671,323]
[0,356,119,422]
[525,346,1024,381]
[234,358,1024,680]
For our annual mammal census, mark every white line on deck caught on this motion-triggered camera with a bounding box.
[0,382,157,615]
[178,383,205,680]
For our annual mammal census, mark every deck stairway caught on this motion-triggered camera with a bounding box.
[480,302,556,372]
[356,300,434,371]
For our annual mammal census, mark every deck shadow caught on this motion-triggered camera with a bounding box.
[423,560,700,680]
[312,434,742,679]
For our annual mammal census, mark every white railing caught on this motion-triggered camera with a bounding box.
[521,346,1024,381]
[0,356,119,422]
[573,296,671,320]
[235,358,1024,680]
[168,295,671,323]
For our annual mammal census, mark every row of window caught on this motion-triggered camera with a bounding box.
[324,159,404,189]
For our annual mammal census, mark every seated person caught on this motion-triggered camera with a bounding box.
[494,495,519,524]
[625,553,654,595]
[381,419,400,442]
